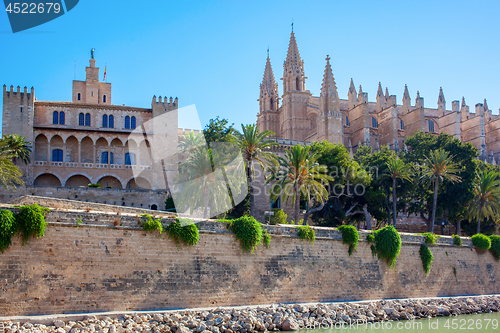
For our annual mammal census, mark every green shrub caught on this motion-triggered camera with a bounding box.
[419,244,433,274]
[87,183,101,188]
[337,225,359,256]
[141,214,163,234]
[366,233,375,243]
[420,232,437,245]
[471,233,491,250]
[166,218,199,247]
[262,229,271,249]
[297,225,315,244]
[367,226,401,268]
[16,204,49,245]
[165,196,176,213]
[227,216,263,253]
[270,209,287,225]
[452,234,462,246]
[489,235,500,259]
[0,210,17,252]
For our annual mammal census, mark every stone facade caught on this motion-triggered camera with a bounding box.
[257,31,499,161]
[0,205,498,316]
[2,55,181,210]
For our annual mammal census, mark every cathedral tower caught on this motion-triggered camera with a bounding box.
[257,55,280,137]
[317,55,343,143]
[280,31,312,140]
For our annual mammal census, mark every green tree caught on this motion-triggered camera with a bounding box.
[383,156,413,226]
[421,149,462,233]
[178,131,206,153]
[203,117,235,143]
[231,124,277,218]
[404,132,477,234]
[468,170,500,234]
[267,145,333,224]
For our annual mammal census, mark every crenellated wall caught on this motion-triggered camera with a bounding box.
[0,213,498,317]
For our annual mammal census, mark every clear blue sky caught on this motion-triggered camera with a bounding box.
[1,0,499,134]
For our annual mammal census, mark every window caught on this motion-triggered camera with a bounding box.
[271,197,280,209]
[428,119,435,133]
[125,116,130,129]
[53,111,58,124]
[125,153,135,165]
[109,115,114,128]
[91,91,94,97]
[59,111,65,125]
[371,117,379,128]
[85,113,91,126]
[345,115,350,127]
[101,152,108,164]
[102,114,108,128]
[79,113,84,126]
[400,119,404,130]
[103,95,106,103]
[77,93,81,101]
[110,152,114,164]
[131,116,136,129]
[52,149,63,162]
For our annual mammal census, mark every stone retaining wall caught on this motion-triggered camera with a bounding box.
[0,217,497,317]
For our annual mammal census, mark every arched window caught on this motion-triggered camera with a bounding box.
[79,113,84,126]
[428,119,435,133]
[151,204,158,210]
[109,115,114,128]
[53,111,59,124]
[85,113,91,126]
[102,114,108,128]
[125,116,130,129]
[103,95,106,103]
[131,116,136,129]
[77,93,81,101]
[346,115,350,127]
[91,91,94,97]
[52,149,63,162]
[101,152,108,164]
[59,111,65,125]
[125,153,135,165]
[400,118,404,130]
[371,117,379,128]
[109,152,114,165]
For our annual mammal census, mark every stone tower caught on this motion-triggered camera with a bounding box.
[317,55,343,143]
[257,56,280,137]
[280,31,312,140]
[2,85,35,183]
[72,55,111,105]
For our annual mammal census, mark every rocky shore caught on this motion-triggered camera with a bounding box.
[3,295,500,333]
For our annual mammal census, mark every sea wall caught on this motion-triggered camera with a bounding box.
[0,215,498,316]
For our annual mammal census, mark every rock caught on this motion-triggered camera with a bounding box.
[281,319,299,331]
[109,325,117,333]
[54,320,66,328]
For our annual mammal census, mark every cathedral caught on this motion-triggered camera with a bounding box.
[257,31,500,162]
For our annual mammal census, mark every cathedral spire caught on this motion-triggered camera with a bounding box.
[283,31,305,92]
[377,82,383,97]
[348,78,357,108]
[259,55,278,113]
[261,56,277,93]
[320,55,339,104]
[437,87,446,112]
[349,78,356,94]
[484,98,489,111]
[403,84,410,100]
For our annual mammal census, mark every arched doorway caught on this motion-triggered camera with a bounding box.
[34,173,61,187]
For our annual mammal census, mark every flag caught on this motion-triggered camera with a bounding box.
[103,66,107,81]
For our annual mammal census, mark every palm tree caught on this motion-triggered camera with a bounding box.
[178,131,206,153]
[231,124,277,218]
[267,145,334,224]
[174,146,244,218]
[0,139,24,189]
[420,149,462,233]
[384,156,413,226]
[468,170,500,234]
[2,134,32,164]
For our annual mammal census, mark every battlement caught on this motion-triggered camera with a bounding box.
[151,95,178,109]
[178,128,201,136]
[3,84,35,103]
